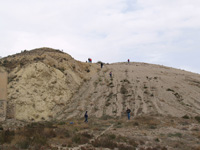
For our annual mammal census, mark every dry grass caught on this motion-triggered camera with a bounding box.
[1,116,200,149]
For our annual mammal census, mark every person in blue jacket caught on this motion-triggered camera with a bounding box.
[126,108,131,120]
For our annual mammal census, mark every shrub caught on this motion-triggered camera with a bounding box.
[81,132,93,139]
[108,134,116,140]
[92,137,117,149]
[128,138,138,147]
[17,139,30,149]
[149,125,157,129]
[195,116,200,123]
[120,86,128,94]
[166,88,174,92]
[58,121,66,125]
[118,144,135,150]
[8,75,17,83]
[182,115,190,119]
[101,115,112,120]
[133,122,139,126]
[58,67,65,72]
[64,130,71,138]
[32,133,47,145]
[168,133,182,138]
[144,85,148,89]
[72,134,89,144]
[0,130,15,144]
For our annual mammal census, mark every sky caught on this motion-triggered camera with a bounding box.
[0,0,200,74]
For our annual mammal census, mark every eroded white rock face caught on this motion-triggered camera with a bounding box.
[5,48,98,121]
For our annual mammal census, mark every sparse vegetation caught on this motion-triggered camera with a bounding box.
[120,85,128,94]
[144,85,148,89]
[58,67,65,72]
[0,130,15,144]
[195,116,200,123]
[8,75,17,83]
[182,115,190,119]
[92,135,118,149]
[166,88,174,92]
[168,132,182,138]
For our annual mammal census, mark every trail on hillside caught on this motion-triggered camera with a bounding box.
[68,123,114,150]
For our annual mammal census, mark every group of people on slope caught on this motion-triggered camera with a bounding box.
[101,59,130,79]
[84,108,132,123]
[84,59,131,123]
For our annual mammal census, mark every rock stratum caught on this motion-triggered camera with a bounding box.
[0,48,200,122]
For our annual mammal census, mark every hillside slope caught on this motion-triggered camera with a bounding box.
[57,62,200,120]
[1,48,200,122]
[0,48,98,121]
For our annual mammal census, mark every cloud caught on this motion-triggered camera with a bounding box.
[0,0,200,73]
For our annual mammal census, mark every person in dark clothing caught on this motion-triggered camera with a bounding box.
[109,71,112,78]
[126,108,131,120]
[101,62,103,68]
[128,59,130,64]
[84,111,88,123]
[88,58,92,63]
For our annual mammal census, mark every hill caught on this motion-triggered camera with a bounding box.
[0,48,200,150]
[0,48,200,122]
[0,48,98,121]
[57,62,200,120]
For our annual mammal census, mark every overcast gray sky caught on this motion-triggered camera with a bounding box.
[0,0,200,74]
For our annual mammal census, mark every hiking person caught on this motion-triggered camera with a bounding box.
[126,108,131,120]
[88,58,92,63]
[84,111,88,123]
[101,62,103,68]
[109,71,112,78]
[128,59,130,64]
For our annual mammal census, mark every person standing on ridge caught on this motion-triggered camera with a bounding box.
[84,111,88,123]
[101,62,103,69]
[126,108,131,120]
[128,59,130,64]
[88,58,92,63]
